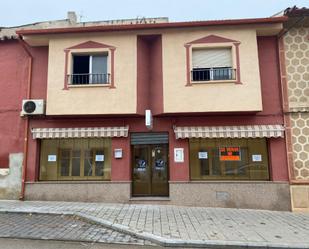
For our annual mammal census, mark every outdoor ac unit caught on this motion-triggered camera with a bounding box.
[21,99,45,116]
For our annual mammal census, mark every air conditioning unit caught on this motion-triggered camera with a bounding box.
[21,99,45,116]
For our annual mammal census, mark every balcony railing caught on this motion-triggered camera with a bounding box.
[191,68,236,82]
[68,73,110,85]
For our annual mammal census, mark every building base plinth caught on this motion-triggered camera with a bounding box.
[169,182,291,211]
[24,181,292,211]
[25,182,131,203]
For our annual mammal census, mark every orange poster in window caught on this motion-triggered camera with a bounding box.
[219,147,241,161]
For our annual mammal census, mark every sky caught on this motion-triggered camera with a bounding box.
[0,0,308,27]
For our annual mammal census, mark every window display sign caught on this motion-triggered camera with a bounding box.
[252,154,262,162]
[95,155,105,162]
[114,149,123,159]
[174,148,184,163]
[48,155,57,162]
[219,147,241,161]
[198,152,208,159]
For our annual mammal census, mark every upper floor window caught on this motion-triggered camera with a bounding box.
[69,53,109,85]
[191,47,235,82]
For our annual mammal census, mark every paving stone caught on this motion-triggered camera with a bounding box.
[0,200,309,248]
[0,212,153,246]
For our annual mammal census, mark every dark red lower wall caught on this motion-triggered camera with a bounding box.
[26,115,288,182]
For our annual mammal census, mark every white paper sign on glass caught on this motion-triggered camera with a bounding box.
[198,152,208,159]
[252,154,262,162]
[95,155,105,162]
[114,149,123,159]
[48,155,57,162]
[174,148,184,163]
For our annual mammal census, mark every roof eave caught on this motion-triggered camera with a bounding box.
[16,16,288,36]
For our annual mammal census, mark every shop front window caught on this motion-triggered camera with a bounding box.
[189,138,269,180]
[39,138,111,181]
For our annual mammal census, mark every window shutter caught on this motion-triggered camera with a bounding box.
[131,133,169,145]
[192,48,232,68]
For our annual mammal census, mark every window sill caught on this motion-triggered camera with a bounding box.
[169,180,277,184]
[68,83,112,88]
[30,180,116,184]
[190,80,237,85]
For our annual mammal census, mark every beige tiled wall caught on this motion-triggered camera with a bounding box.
[290,185,309,211]
[284,27,309,111]
[284,24,309,211]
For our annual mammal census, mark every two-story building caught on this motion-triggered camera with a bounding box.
[16,15,291,210]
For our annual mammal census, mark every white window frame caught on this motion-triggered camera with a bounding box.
[69,49,111,86]
[190,44,236,83]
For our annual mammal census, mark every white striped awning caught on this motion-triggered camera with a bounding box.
[32,126,129,139]
[174,125,285,139]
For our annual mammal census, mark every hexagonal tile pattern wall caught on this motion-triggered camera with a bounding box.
[290,113,309,180]
[284,26,309,111]
[284,25,309,182]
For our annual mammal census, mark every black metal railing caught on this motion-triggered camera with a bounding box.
[191,68,236,82]
[68,73,110,85]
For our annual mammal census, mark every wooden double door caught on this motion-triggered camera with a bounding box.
[132,144,169,196]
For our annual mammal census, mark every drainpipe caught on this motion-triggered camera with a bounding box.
[18,36,33,200]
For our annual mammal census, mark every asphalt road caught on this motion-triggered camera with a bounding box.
[0,238,158,249]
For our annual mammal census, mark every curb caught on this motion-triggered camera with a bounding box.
[0,209,308,249]
[0,235,146,246]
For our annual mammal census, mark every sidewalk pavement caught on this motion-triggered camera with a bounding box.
[0,200,308,248]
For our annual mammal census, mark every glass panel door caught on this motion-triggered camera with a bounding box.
[132,144,169,196]
[151,144,169,196]
[132,145,151,196]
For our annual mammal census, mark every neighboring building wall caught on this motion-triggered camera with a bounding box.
[0,154,23,199]
[0,40,27,199]
[0,12,167,40]
[0,40,27,169]
[0,39,48,199]
[283,23,309,211]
